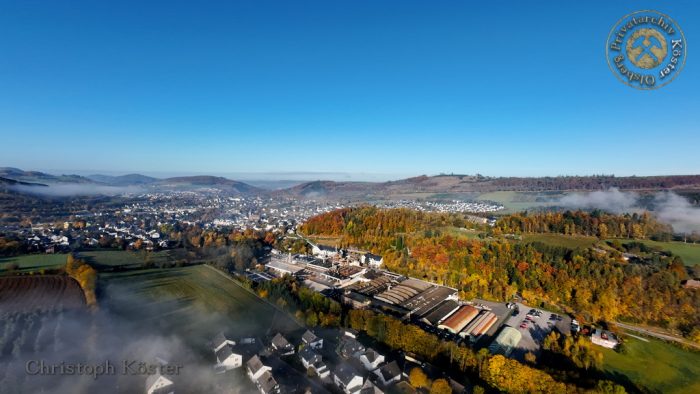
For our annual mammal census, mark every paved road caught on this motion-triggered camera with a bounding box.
[615,321,700,349]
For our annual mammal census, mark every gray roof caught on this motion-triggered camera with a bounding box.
[271,333,292,350]
[334,364,361,385]
[361,348,381,363]
[302,330,319,344]
[257,370,279,394]
[377,361,401,382]
[144,374,174,394]
[299,346,321,364]
[339,337,365,357]
[211,331,228,349]
[215,344,236,362]
[247,355,265,375]
[422,300,460,325]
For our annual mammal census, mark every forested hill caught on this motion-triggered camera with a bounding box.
[281,174,700,199]
[301,207,700,340]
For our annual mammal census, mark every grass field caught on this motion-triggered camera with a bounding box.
[612,239,700,266]
[0,249,172,273]
[476,191,558,213]
[101,265,300,345]
[601,336,700,394]
[0,253,68,272]
[441,226,484,240]
[521,233,600,250]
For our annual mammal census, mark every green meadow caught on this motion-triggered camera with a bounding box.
[601,336,700,394]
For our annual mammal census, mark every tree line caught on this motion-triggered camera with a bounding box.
[493,210,672,239]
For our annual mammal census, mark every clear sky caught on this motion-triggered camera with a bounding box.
[0,0,698,180]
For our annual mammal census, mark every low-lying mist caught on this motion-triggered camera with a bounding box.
[9,184,144,197]
[557,188,700,234]
[0,284,247,394]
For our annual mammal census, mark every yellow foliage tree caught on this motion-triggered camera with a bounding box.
[65,255,98,308]
[430,378,451,394]
[409,367,430,389]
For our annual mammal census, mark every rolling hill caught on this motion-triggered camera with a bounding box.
[158,175,262,194]
[0,167,94,184]
[86,173,159,185]
[279,174,700,200]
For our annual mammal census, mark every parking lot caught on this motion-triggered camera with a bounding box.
[504,303,572,360]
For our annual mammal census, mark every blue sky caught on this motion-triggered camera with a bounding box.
[0,1,698,180]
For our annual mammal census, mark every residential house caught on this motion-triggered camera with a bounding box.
[254,370,280,394]
[302,330,323,350]
[373,361,402,387]
[333,364,364,394]
[246,355,271,382]
[210,332,242,372]
[338,337,366,359]
[145,374,175,394]
[299,347,330,379]
[214,343,242,372]
[591,328,619,349]
[271,333,294,356]
[358,348,385,371]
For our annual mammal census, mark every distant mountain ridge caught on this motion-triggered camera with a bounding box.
[0,176,48,187]
[0,168,261,196]
[0,167,94,184]
[3,167,700,199]
[279,174,700,200]
[86,173,159,185]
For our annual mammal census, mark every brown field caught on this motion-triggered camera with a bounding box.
[0,275,86,312]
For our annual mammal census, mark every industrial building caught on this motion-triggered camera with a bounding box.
[459,310,497,338]
[403,285,458,317]
[437,305,479,334]
[374,278,431,305]
[420,300,461,326]
[265,258,305,276]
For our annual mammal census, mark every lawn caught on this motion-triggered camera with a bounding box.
[612,239,700,266]
[0,249,172,273]
[440,226,485,240]
[601,336,700,394]
[81,249,171,268]
[0,253,68,272]
[520,233,600,250]
[101,265,301,344]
